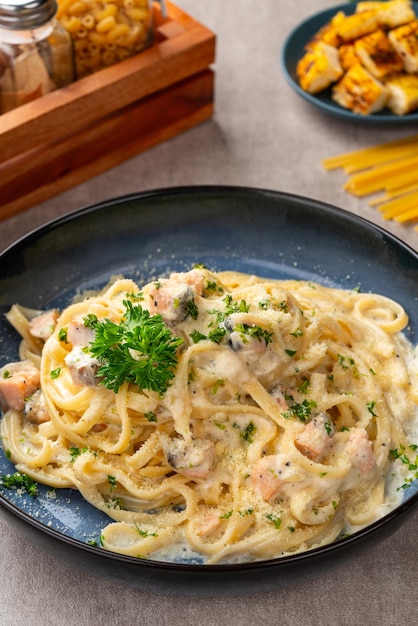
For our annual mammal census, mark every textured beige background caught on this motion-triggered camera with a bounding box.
[1,1,417,624]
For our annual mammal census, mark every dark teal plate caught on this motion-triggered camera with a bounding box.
[281,3,418,124]
[0,187,417,595]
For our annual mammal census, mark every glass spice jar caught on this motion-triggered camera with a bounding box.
[0,0,76,114]
[56,0,155,78]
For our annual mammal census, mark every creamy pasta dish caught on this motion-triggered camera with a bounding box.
[1,267,418,564]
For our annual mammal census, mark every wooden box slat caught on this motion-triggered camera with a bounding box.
[0,2,216,221]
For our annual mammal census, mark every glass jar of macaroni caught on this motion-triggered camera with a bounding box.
[0,0,75,114]
[56,0,154,78]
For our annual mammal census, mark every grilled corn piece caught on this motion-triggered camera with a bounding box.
[385,72,418,113]
[296,42,343,94]
[332,63,388,114]
[356,1,415,29]
[336,10,379,42]
[308,11,346,48]
[339,44,360,71]
[296,1,418,116]
[388,18,418,72]
[354,29,403,78]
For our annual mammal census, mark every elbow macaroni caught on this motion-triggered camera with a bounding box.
[57,0,153,77]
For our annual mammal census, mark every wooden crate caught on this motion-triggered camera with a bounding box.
[0,2,216,221]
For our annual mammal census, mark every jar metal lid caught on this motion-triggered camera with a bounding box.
[0,0,57,29]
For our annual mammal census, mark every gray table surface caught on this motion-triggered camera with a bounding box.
[1,1,417,624]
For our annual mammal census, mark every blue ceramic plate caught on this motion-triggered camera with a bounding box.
[0,187,417,595]
[281,3,418,124]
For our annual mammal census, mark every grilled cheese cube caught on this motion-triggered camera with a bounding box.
[356,1,416,29]
[385,73,418,114]
[308,11,346,48]
[297,42,343,94]
[332,63,388,114]
[354,29,403,78]
[339,43,360,71]
[336,10,379,42]
[388,19,418,72]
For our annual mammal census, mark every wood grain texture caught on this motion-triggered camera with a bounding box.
[0,1,216,220]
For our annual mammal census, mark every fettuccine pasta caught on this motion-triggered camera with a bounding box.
[1,267,417,564]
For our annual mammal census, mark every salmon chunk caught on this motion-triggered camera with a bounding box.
[251,453,302,501]
[29,309,59,340]
[295,413,334,463]
[0,361,40,411]
[345,427,376,478]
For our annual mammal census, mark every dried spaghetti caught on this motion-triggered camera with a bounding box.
[323,134,418,225]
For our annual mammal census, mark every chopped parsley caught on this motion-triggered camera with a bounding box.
[184,299,199,320]
[136,527,158,538]
[298,378,310,394]
[1,472,38,497]
[324,419,333,435]
[212,379,225,395]
[238,508,254,516]
[290,328,303,337]
[389,445,418,490]
[205,280,224,295]
[258,299,270,310]
[190,325,227,345]
[58,327,68,342]
[224,295,250,315]
[87,539,98,546]
[208,327,227,344]
[285,348,297,357]
[367,400,378,417]
[126,291,144,302]
[284,399,317,422]
[108,475,117,491]
[190,330,207,343]
[266,513,281,529]
[83,313,99,329]
[241,420,257,443]
[69,446,91,461]
[107,497,123,509]
[50,367,61,379]
[234,323,273,346]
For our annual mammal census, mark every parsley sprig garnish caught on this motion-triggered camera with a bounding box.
[86,300,183,393]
